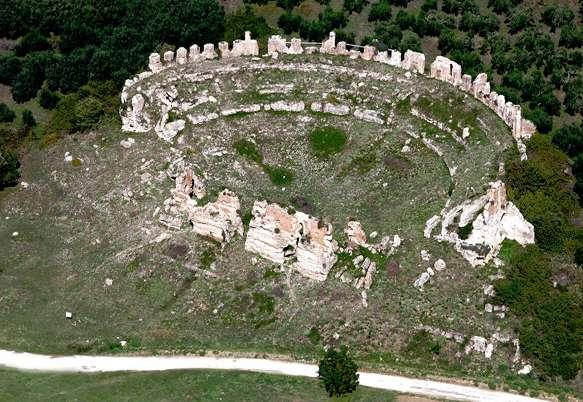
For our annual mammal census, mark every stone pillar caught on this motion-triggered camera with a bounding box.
[389,50,401,67]
[218,41,231,58]
[163,50,174,64]
[335,41,349,55]
[289,38,303,54]
[202,43,218,59]
[472,73,488,97]
[176,47,188,65]
[402,50,425,74]
[268,35,287,55]
[496,94,506,117]
[362,45,376,61]
[149,53,163,73]
[320,32,336,54]
[189,44,202,62]
[374,51,390,64]
[513,105,522,139]
[243,31,259,56]
[461,74,472,92]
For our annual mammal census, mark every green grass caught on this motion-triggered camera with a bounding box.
[234,139,263,164]
[264,165,294,186]
[0,369,397,402]
[309,126,348,158]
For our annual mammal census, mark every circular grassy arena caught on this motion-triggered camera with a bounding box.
[0,54,519,382]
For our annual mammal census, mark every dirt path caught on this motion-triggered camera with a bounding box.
[0,349,546,402]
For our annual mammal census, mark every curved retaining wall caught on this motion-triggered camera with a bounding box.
[121,31,536,159]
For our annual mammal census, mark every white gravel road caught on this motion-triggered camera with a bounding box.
[0,349,546,402]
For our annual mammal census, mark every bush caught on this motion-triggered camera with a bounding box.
[278,12,303,34]
[38,87,60,110]
[344,0,368,13]
[0,104,16,123]
[309,127,347,157]
[457,224,472,240]
[494,245,583,380]
[318,347,359,397]
[0,147,20,189]
[264,165,294,186]
[0,54,22,86]
[368,0,391,22]
[21,110,36,128]
[234,139,262,163]
[551,123,583,157]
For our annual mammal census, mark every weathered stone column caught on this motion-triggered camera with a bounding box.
[176,47,188,65]
[362,45,376,60]
[163,50,174,64]
[290,38,303,54]
[148,53,163,72]
[218,41,231,58]
[189,44,202,62]
[202,43,218,59]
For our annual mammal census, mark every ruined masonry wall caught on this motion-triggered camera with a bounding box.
[123,31,536,148]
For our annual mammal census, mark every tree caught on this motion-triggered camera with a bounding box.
[22,110,36,128]
[0,147,20,189]
[38,87,60,110]
[368,0,391,22]
[0,104,16,123]
[0,54,22,86]
[564,77,583,115]
[278,12,303,34]
[552,124,583,157]
[318,347,359,397]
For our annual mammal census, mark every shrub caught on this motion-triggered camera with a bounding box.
[0,147,20,189]
[318,347,359,397]
[21,110,36,128]
[308,327,321,345]
[278,12,303,34]
[38,87,60,110]
[264,165,294,186]
[234,139,262,164]
[368,0,391,22]
[309,127,347,157]
[457,223,472,240]
[0,104,16,123]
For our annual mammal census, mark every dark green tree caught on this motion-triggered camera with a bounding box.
[38,87,60,110]
[0,104,16,123]
[0,147,20,189]
[368,0,391,22]
[21,110,36,128]
[318,347,359,397]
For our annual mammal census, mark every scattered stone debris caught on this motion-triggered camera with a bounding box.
[104,278,113,287]
[433,259,446,271]
[65,312,73,319]
[517,364,532,375]
[414,272,430,289]
[120,137,135,148]
[344,221,367,251]
[420,249,430,261]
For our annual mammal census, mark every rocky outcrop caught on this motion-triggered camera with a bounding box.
[189,189,244,243]
[437,181,534,266]
[245,201,337,281]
